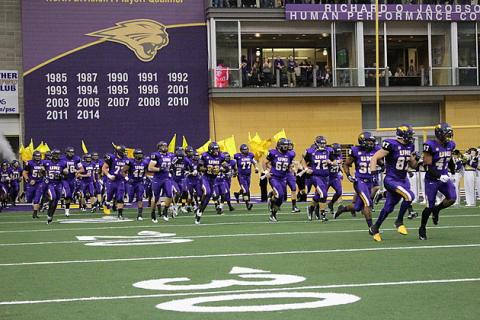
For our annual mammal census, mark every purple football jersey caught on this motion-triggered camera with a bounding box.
[24,160,44,181]
[128,159,149,182]
[382,138,415,180]
[77,161,96,183]
[304,147,331,177]
[234,152,256,176]
[329,153,343,179]
[424,139,456,178]
[171,157,188,180]
[62,155,81,181]
[266,149,294,178]
[349,145,379,180]
[150,152,174,179]
[201,152,225,177]
[0,168,9,183]
[104,154,129,181]
[43,159,67,182]
[11,167,22,181]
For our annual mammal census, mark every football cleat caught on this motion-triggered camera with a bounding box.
[152,218,158,224]
[229,206,235,212]
[137,216,143,221]
[334,205,344,219]
[407,211,418,219]
[321,214,328,222]
[162,215,169,222]
[216,206,223,215]
[307,206,313,221]
[46,218,53,225]
[373,233,382,242]
[246,203,253,211]
[396,224,408,235]
[195,215,201,224]
[369,225,382,241]
[291,207,301,213]
[419,226,427,240]
[269,214,278,223]
[117,214,124,220]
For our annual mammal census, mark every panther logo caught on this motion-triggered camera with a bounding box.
[87,19,169,62]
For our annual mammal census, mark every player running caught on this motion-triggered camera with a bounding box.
[76,153,97,212]
[234,144,259,211]
[419,123,457,240]
[369,124,419,241]
[265,138,294,222]
[125,149,149,220]
[327,143,344,214]
[102,145,129,220]
[286,140,301,213]
[44,149,68,224]
[23,151,45,219]
[335,132,379,229]
[62,147,81,217]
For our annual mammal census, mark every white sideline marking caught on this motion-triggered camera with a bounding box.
[0,225,479,247]
[1,243,479,267]
[0,214,479,234]
[0,277,478,306]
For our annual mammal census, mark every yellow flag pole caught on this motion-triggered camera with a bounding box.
[375,0,380,131]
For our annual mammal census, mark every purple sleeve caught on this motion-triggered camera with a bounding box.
[266,150,274,162]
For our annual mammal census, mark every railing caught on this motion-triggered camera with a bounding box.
[208,0,478,9]
[210,66,479,88]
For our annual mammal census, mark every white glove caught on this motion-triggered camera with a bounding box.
[439,174,450,183]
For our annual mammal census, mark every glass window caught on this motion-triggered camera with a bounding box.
[364,22,386,87]
[215,21,240,88]
[335,23,357,87]
[431,23,452,86]
[458,22,477,86]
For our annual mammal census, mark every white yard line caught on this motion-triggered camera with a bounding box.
[1,243,479,267]
[0,225,479,247]
[0,277,478,306]
[0,214,479,234]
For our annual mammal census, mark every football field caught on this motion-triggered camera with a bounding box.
[0,203,479,320]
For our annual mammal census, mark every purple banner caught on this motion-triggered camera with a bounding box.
[22,0,209,153]
[286,4,480,21]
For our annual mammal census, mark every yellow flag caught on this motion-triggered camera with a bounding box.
[21,139,34,162]
[126,148,134,158]
[182,136,189,149]
[224,135,237,156]
[43,143,51,152]
[81,140,89,154]
[196,139,211,154]
[272,129,287,142]
[168,134,176,153]
[248,133,270,160]
[34,141,44,152]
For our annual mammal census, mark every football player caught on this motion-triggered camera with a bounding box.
[148,141,174,223]
[43,149,68,224]
[233,144,259,210]
[171,147,189,216]
[185,147,200,211]
[327,143,343,214]
[23,151,45,219]
[335,132,379,228]
[62,147,81,216]
[91,152,103,211]
[264,138,294,222]
[76,153,96,212]
[125,149,149,220]
[286,140,301,213]
[418,123,457,240]
[213,152,235,214]
[223,152,236,211]
[102,145,129,220]
[302,136,336,221]
[9,160,22,205]
[0,161,10,210]
[369,124,419,241]
[196,142,225,224]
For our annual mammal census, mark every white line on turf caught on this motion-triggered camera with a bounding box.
[0,225,479,247]
[0,277,478,305]
[0,214,479,234]
[1,243,479,267]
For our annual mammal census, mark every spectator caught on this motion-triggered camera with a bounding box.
[286,55,297,87]
[394,66,405,77]
[250,62,261,87]
[241,55,249,87]
[381,66,392,77]
[273,56,285,86]
[299,59,312,86]
[262,58,273,87]
[406,65,416,76]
